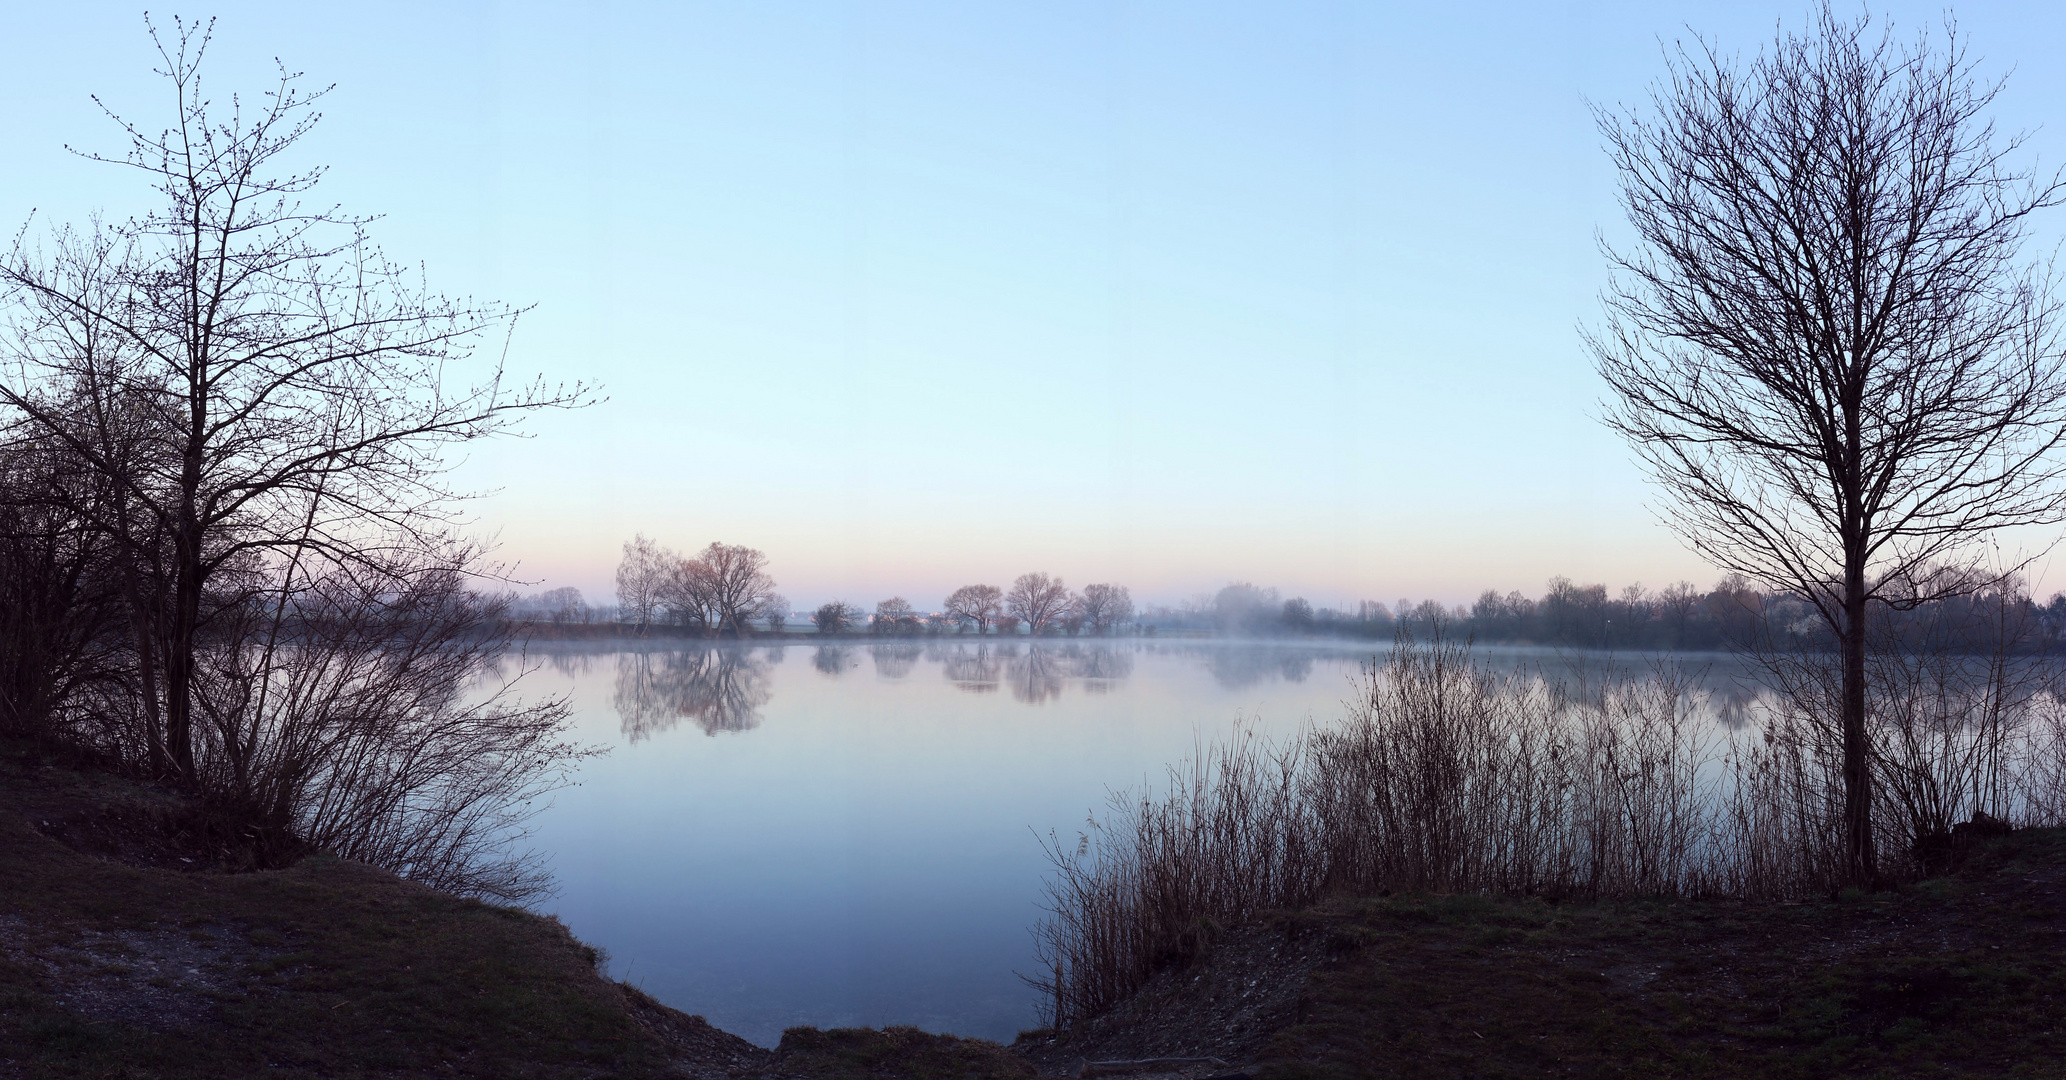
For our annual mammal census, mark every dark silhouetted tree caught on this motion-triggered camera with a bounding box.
[1591,5,2066,883]
[813,600,855,634]
[1,22,583,795]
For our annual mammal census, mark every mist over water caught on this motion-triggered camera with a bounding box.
[515,639,1762,1047]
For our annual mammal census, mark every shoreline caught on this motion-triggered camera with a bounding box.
[6,735,2060,1077]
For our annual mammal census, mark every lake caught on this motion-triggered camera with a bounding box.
[515,638,1758,1048]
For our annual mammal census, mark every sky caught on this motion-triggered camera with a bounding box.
[7,2,2066,612]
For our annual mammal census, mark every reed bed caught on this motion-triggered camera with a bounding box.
[1028,630,2066,1029]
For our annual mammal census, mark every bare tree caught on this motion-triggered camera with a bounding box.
[691,542,778,637]
[655,552,715,633]
[813,600,855,634]
[541,586,586,625]
[1591,5,2066,884]
[872,596,919,636]
[944,583,1003,635]
[0,22,584,788]
[1281,597,1315,633]
[615,534,671,634]
[0,424,129,742]
[202,543,583,899]
[1657,581,1701,648]
[1007,572,1073,636]
[1074,583,1134,636]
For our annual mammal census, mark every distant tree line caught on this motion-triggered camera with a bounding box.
[789,572,1134,638]
[562,549,2066,653]
[599,543,1137,639]
[1122,575,2066,654]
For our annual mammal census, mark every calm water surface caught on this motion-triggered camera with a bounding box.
[517,639,1754,1047]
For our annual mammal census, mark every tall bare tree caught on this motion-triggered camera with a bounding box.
[1075,583,1133,636]
[1590,5,2066,884]
[692,542,778,638]
[1007,572,1073,636]
[615,534,671,634]
[944,583,1003,635]
[0,21,584,788]
[656,551,715,633]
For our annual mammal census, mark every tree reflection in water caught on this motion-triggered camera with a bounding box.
[613,647,773,738]
[1203,646,1314,690]
[941,645,1002,693]
[812,644,856,677]
[1009,645,1069,704]
[871,643,923,679]
[542,650,598,679]
[1075,645,1135,690]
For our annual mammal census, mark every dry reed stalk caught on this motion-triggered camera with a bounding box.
[1029,626,2066,1028]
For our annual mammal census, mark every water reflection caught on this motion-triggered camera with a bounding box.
[1076,646,1135,687]
[537,636,1800,1048]
[1201,645,1315,690]
[613,648,774,738]
[941,646,1002,693]
[1008,646,1070,704]
[813,644,857,677]
[871,643,923,679]
[1074,648,1140,681]
[573,639,1770,733]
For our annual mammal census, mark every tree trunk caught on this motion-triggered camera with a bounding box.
[165,403,205,788]
[165,512,202,787]
[1841,564,1876,887]
[111,489,170,778]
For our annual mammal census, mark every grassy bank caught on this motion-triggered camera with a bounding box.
[0,738,764,1079]
[1021,828,2066,1078]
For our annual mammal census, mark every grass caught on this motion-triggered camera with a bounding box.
[771,1026,1036,1080]
[1248,829,2066,1078]
[0,739,698,1079]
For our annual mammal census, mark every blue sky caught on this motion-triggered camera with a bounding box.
[7,2,2066,610]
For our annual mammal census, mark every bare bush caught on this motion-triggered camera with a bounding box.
[176,542,585,902]
[0,427,130,740]
[813,601,856,635]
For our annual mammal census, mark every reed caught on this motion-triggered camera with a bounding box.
[1028,625,2066,1029]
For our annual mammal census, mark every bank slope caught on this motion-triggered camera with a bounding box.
[0,740,766,1079]
[1019,830,2066,1079]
